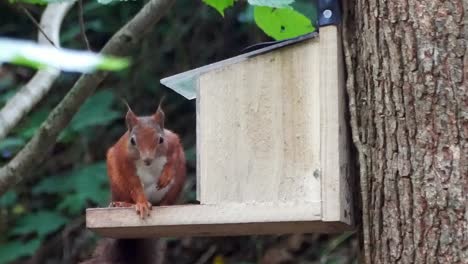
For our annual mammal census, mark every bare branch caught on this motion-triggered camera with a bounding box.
[0,2,75,141]
[0,0,176,195]
[20,5,57,48]
[78,0,91,50]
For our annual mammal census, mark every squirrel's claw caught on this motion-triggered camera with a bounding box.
[135,201,152,219]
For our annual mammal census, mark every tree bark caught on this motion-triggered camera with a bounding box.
[343,0,467,263]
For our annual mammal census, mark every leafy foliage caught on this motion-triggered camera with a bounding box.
[33,162,109,214]
[0,109,49,158]
[0,162,109,261]
[0,90,116,261]
[0,190,17,207]
[0,90,121,158]
[203,0,235,16]
[254,6,314,40]
[203,0,315,40]
[0,38,129,72]
[17,110,49,139]
[69,90,121,132]
[0,239,41,264]
[59,90,121,142]
[11,211,67,237]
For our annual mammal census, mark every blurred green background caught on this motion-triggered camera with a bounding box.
[0,0,357,263]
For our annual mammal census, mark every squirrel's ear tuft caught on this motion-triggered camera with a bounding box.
[125,103,138,131]
[153,97,165,128]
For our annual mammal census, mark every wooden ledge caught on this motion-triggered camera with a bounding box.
[86,203,353,238]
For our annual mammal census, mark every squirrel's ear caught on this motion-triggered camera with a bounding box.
[153,97,165,128]
[125,104,138,131]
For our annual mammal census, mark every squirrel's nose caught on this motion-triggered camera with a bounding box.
[143,158,153,166]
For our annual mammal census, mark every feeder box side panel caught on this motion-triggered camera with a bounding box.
[197,38,322,205]
[319,25,352,225]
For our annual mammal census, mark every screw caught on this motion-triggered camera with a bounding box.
[323,9,332,19]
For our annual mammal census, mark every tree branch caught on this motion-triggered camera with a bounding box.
[78,0,91,50]
[0,0,175,195]
[0,2,75,141]
[20,5,57,47]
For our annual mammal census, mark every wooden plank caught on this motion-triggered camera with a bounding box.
[86,203,352,238]
[197,38,322,205]
[319,26,352,224]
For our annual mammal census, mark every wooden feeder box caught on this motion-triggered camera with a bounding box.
[86,25,353,238]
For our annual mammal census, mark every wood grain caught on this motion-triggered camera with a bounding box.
[319,26,352,224]
[197,38,322,205]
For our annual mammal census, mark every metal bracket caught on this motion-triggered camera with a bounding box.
[318,0,342,27]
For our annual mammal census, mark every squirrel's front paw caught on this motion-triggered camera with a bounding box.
[157,170,172,190]
[135,201,152,219]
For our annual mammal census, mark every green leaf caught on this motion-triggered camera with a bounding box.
[97,56,130,71]
[17,110,49,140]
[202,0,235,17]
[32,174,74,195]
[8,0,48,4]
[0,239,41,263]
[11,211,67,237]
[292,0,318,22]
[253,6,314,40]
[33,162,109,213]
[0,190,17,207]
[12,204,26,215]
[69,90,121,132]
[0,137,25,151]
[58,163,110,213]
[11,55,47,70]
[248,0,294,8]
[0,37,130,73]
[58,194,89,214]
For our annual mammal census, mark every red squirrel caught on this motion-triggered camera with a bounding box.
[106,101,186,218]
[81,101,186,264]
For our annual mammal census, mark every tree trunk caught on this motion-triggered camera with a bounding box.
[342,0,467,263]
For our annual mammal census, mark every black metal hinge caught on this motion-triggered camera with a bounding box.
[318,0,342,27]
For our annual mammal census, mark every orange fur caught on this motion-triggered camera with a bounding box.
[82,104,185,263]
[106,106,186,218]
[158,131,186,205]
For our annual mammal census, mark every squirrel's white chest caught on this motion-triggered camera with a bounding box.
[135,156,166,186]
[135,156,172,203]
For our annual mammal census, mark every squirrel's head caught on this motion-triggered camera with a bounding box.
[125,100,166,166]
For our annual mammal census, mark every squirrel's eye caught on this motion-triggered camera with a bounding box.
[130,136,136,146]
[159,137,164,144]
